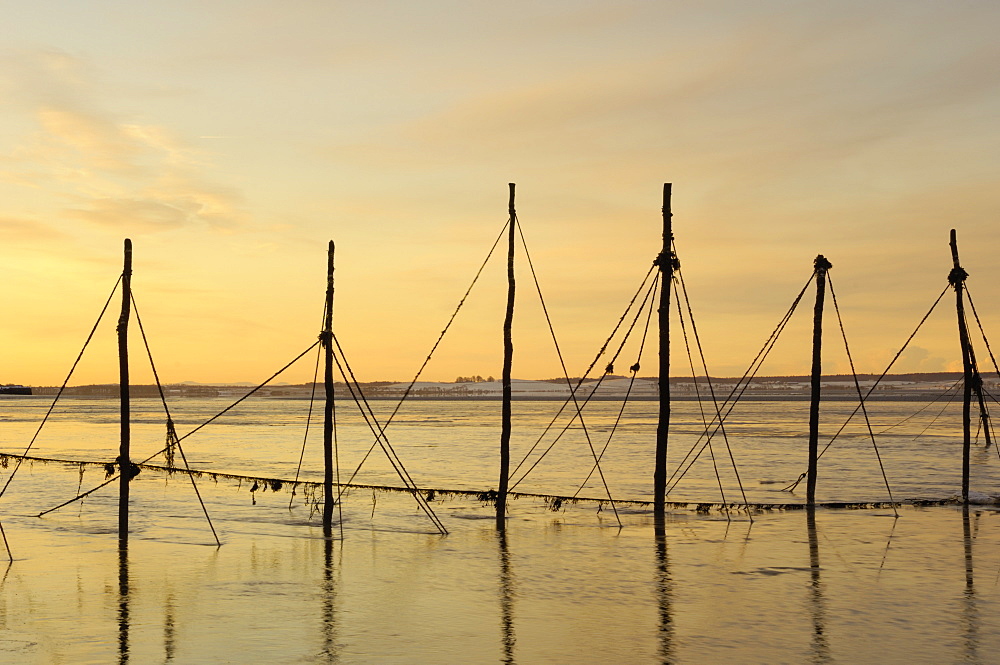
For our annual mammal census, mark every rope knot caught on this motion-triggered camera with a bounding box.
[653,251,679,271]
[814,255,832,272]
[318,330,333,347]
[605,363,614,374]
[948,266,969,286]
[114,457,141,480]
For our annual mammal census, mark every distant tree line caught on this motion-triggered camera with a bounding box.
[454,375,495,383]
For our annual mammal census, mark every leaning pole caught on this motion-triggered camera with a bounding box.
[653,183,673,513]
[118,239,133,545]
[497,183,516,530]
[322,240,336,536]
[949,230,973,503]
[806,255,832,506]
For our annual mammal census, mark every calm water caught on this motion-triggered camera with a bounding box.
[0,395,998,663]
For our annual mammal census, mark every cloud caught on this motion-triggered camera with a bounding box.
[0,48,244,232]
[0,216,64,240]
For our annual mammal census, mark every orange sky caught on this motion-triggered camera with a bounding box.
[1,2,998,386]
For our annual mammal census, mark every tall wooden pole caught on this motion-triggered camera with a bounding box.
[807,255,832,505]
[497,183,515,530]
[118,238,133,544]
[653,183,673,512]
[322,241,336,536]
[970,352,992,449]
[949,229,973,503]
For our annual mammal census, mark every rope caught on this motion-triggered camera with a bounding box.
[875,378,962,436]
[966,288,1000,378]
[332,344,344,538]
[675,258,751,514]
[571,276,656,498]
[514,220,620,525]
[666,271,815,494]
[676,287,727,508]
[132,295,221,544]
[366,222,510,445]
[0,275,122,501]
[2,451,946,512]
[508,273,659,490]
[289,319,324,508]
[330,335,448,534]
[37,341,321,516]
[827,277,897,514]
[782,285,951,491]
[507,265,657,483]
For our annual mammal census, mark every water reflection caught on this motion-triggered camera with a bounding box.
[653,514,674,665]
[962,506,980,664]
[164,591,176,662]
[117,544,129,665]
[805,508,830,664]
[321,537,340,663]
[497,530,516,664]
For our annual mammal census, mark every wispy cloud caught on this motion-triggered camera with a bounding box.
[0,216,64,240]
[0,48,244,232]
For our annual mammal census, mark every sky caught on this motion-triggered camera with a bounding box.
[1,0,998,386]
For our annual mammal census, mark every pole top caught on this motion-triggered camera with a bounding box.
[949,228,963,269]
[814,255,832,271]
[508,183,515,213]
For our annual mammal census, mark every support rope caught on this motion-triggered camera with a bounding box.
[675,257,752,514]
[0,450,932,511]
[782,285,951,491]
[571,275,656,498]
[0,275,122,500]
[508,265,656,483]
[289,316,324,509]
[132,295,221,545]
[508,273,659,490]
[514,220,620,525]
[827,277,897,514]
[330,335,448,534]
[37,341,321,517]
[666,272,815,494]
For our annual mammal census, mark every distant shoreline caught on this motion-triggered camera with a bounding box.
[1,392,953,402]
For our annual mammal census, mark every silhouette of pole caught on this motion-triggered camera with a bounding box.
[322,241,336,535]
[949,230,973,503]
[807,255,832,506]
[654,183,673,512]
[118,239,133,544]
[497,183,515,530]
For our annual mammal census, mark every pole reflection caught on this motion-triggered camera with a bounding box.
[117,544,130,665]
[497,530,516,664]
[806,507,830,664]
[961,506,980,663]
[653,513,674,665]
[321,537,340,663]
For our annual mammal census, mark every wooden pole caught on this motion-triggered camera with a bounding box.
[968,345,992,449]
[949,229,973,503]
[654,183,673,512]
[117,238,132,544]
[322,241,336,536]
[497,183,515,530]
[807,255,832,506]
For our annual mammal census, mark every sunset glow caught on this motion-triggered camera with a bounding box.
[1,2,998,386]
